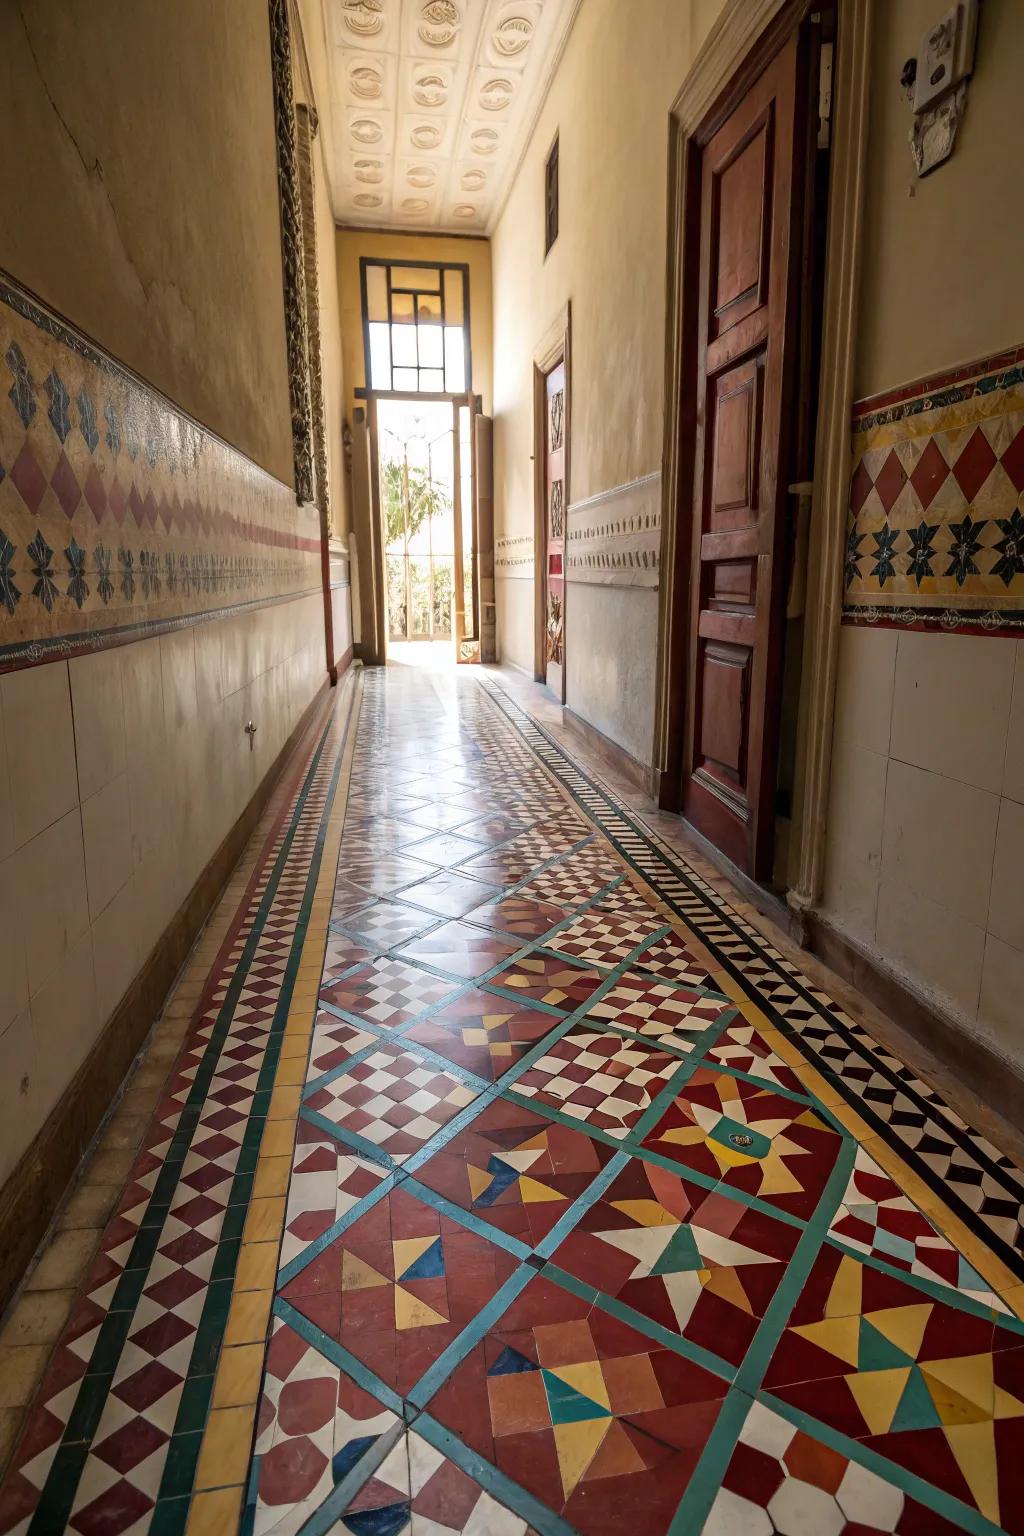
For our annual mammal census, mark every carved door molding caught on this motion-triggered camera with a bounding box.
[532,304,571,699]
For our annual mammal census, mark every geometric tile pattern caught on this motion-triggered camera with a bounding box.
[844,347,1024,630]
[8,660,1024,1536]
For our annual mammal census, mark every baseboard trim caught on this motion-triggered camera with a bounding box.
[560,707,657,798]
[0,677,334,1313]
[805,911,1024,1134]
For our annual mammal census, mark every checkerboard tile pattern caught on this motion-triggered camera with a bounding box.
[10,659,1024,1536]
[305,1043,480,1162]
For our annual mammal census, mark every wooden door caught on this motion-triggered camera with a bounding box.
[682,33,805,878]
[544,361,566,696]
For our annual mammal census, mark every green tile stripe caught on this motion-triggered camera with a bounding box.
[29,691,354,1536]
[152,699,356,1529]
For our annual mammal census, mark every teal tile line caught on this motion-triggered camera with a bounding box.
[240,1440,262,1536]
[688,1055,820,1108]
[302,1014,493,1099]
[27,708,344,1536]
[665,1389,755,1536]
[573,1006,737,1067]
[608,1136,809,1232]
[273,1298,405,1418]
[155,700,357,1517]
[277,1168,400,1288]
[667,1136,859,1534]
[412,1411,580,1536]
[406,1261,534,1409]
[541,1261,736,1386]
[532,1149,631,1259]
[823,1234,1024,1332]
[295,1418,408,1536]
[478,983,575,1015]
[753,1391,1009,1536]
[400,1175,533,1260]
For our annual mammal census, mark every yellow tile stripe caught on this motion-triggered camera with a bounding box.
[185,669,362,1536]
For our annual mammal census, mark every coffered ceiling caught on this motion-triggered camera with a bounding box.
[320,0,579,234]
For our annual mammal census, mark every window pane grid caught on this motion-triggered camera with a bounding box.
[362,259,470,393]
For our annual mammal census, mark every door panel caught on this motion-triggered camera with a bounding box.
[544,361,566,697]
[682,33,804,877]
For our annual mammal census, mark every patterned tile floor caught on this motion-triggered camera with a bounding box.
[4,659,1024,1534]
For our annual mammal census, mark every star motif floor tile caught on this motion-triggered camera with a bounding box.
[641,1067,843,1218]
[280,1187,520,1396]
[404,988,560,1083]
[762,1245,1024,1530]
[487,953,604,1010]
[512,1028,683,1138]
[412,1097,615,1246]
[583,973,731,1049]
[424,1272,729,1536]
[320,958,458,1028]
[396,919,521,980]
[305,1043,480,1162]
[549,1156,801,1367]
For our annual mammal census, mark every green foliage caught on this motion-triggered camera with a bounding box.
[382,458,452,547]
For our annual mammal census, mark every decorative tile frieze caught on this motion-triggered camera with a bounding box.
[0,272,321,671]
[843,346,1024,633]
[494,532,534,578]
[565,471,661,588]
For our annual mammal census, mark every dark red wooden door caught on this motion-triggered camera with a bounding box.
[682,33,804,878]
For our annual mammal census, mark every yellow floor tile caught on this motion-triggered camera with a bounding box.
[223,1287,273,1347]
[234,1241,279,1293]
[211,1343,264,1408]
[194,1407,254,1491]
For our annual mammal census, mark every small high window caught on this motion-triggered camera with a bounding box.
[360,259,470,394]
[545,135,559,255]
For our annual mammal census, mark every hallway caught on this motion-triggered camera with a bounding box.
[4,659,1024,1535]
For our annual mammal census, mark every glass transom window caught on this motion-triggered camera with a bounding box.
[361,259,470,394]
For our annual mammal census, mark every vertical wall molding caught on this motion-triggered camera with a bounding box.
[788,0,874,915]
[269,0,315,506]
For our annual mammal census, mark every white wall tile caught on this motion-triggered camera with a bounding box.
[987,796,1024,952]
[875,879,986,1019]
[0,853,28,1034]
[1004,640,1024,805]
[890,631,1014,792]
[832,625,897,756]
[160,629,198,737]
[15,808,90,998]
[0,661,78,848]
[69,648,126,802]
[0,1009,40,1188]
[121,637,166,770]
[29,931,97,1114]
[880,759,999,926]
[92,875,141,1027]
[81,774,133,922]
[0,686,13,862]
[977,933,1024,1061]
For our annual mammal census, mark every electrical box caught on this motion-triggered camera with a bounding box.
[913,1,979,112]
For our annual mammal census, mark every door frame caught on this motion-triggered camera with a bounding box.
[533,303,572,696]
[653,0,873,914]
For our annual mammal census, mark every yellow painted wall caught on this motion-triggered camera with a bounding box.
[855,0,1024,398]
[491,0,725,752]
[0,0,294,484]
[336,231,493,417]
